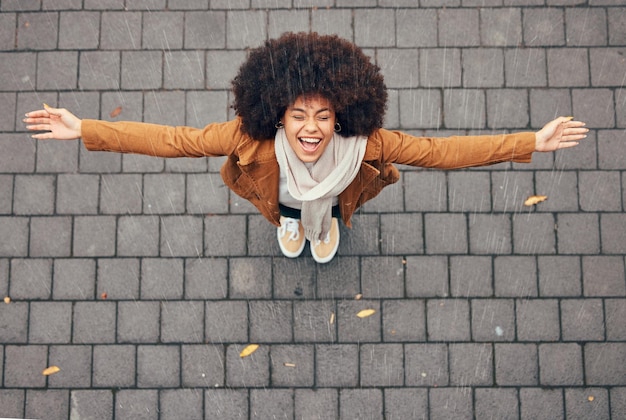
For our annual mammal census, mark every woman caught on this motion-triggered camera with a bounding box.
[24,32,588,264]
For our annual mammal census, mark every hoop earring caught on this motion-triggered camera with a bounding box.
[334,122,342,133]
[275,121,284,129]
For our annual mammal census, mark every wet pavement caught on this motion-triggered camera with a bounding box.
[0,1,625,419]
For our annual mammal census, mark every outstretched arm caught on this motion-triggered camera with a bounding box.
[24,104,82,140]
[534,116,588,152]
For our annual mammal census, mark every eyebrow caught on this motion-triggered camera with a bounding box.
[290,107,332,114]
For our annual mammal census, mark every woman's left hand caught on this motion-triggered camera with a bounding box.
[535,116,588,152]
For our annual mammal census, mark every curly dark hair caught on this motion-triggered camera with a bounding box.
[231,32,387,140]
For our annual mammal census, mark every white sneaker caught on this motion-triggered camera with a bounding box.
[310,218,340,264]
[277,217,306,258]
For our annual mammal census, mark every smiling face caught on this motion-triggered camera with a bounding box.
[280,95,336,163]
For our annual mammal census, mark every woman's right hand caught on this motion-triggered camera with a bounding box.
[24,104,82,140]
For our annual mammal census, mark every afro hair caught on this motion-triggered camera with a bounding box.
[231,32,387,140]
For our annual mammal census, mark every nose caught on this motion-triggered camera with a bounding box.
[304,118,319,132]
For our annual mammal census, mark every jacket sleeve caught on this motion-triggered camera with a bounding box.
[81,118,245,158]
[375,128,536,169]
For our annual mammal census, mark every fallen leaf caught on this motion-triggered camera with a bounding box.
[42,366,60,376]
[100,292,108,300]
[524,195,548,206]
[356,309,376,318]
[109,106,123,118]
[4,296,10,304]
[283,362,296,368]
[329,312,335,325]
[355,293,362,300]
[588,396,595,402]
[239,344,259,358]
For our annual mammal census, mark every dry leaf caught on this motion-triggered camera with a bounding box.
[110,106,123,118]
[356,309,376,318]
[283,362,296,368]
[100,292,108,300]
[588,396,595,402]
[329,312,335,325]
[3,296,10,304]
[524,195,548,206]
[355,293,362,300]
[239,344,259,358]
[42,366,60,376]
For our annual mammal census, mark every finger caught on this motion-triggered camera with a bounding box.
[26,124,51,131]
[25,110,50,118]
[24,117,51,125]
[557,141,580,149]
[30,132,55,140]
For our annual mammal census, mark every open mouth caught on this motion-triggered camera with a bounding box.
[299,137,322,152]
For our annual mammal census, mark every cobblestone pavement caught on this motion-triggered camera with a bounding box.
[1,1,625,419]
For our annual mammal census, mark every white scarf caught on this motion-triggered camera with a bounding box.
[274,128,368,241]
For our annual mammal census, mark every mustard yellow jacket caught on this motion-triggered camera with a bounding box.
[82,118,536,228]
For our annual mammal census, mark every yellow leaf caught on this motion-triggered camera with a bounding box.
[355,294,363,300]
[283,362,296,368]
[356,309,376,318]
[42,366,60,376]
[3,296,10,304]
[239,344,259,358]
[524,195,548,206]
[588,396,595,402]
[329,312,335,325]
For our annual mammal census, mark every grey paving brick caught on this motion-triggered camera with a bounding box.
[0,301,28,343]
[420,48,462,88]
[80,52,120,90]
[226,343,270,387]
[399,89,443,129]
[481,8,523,47]
[427,298,470,341]
[469,213,512,255]
[115,389,158,420]
[359,343,403,386]
[566,8,607,46]
[0,390,24,419]
[396,9,438,48]
[547,48,590,87]
[565,387,610,420]
[495,343,538,385]
[268,9,309,39]
[611,387,626,419]
[429,388,473,420]
[557,213,600,254]
[10,258,52,299]
[463,49,505,88]
[249,300,293,343]
[380,213,423,255]
[494,256,538,297]
[140,258,184,299]
[449,171,492,212]
[249,389,293,420]
[579,171,622,211]
[143,173,185,214]
[73,216,116,257]
[4,345,47,388]
[582,256,626,296]
[164,46,205,89]
[117,301,159,343]
[537,255,582,297]
[137,345,180,387]
[84,0,126,9]
[144,91,186,127]
[505,48,548,87]
[29,216,72,257]
[143,11,183,50]
[487,89,530,129]
[269,344,314,387]
[0,258,8,296]
[439,8,480,47]
[605,299,626,340]
[126,0,167,10]
[0,134,36,173]
[99,174,143,214]
[73,301,116,344]
[424,213,468,254]
[449,255,493,297]
[529,88,572,128]
[70,390,114,420]
[474,388,520,420]
[472,299,516,342]
[443,89,486,129]
[160,216,203,257]
[53,258,96,300]
[0,13,16,50]
[161,300,204,343]
[48,345,92,388]
[337,299,381,342]
[382,299,426,342]
[35,141,79,173]
[204,215,247,257]
[273,257,317,300]
[160,389,203,420]
[37,51,78,90]
[16,12,58,50]
[92,345,137,388]
[520,388,564,420]
[404,171,448,212]
[316,257,361,299]
[205,301,248,344]
[13,175,55,215]
[100,11,141,50]
[378,49,419,89]
[354,9,395,48]
[181,344,224,387]
[97,258,139,300]
[449,343,493,386]
[184,257,228,299]
[229,257,272,298]
[404,343,448,386]
[186,90,229,127]
[56,174,99,214]
[205,389,248,419]
[29,301,72,344]
[523,8,565,46]
[294,388,339,420]
[608,8,626,44]
[516,299,560,341]
[539,343,584,385]
[226,10,266,49]
[359,256,405,298]
[338,214,380,256]
[25,390,69,420]
[169,0,209,9]
[293,300,336,343]
[585,343,626,385]
[246,214,281,257]
[384,388,428,420]
[598,130,626,169]
[58,11,99,50]
[315,344,359,387]
[574,88,615,128]
[591,48,626,87]
[340,388,383,420]
[561,298,605,341]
